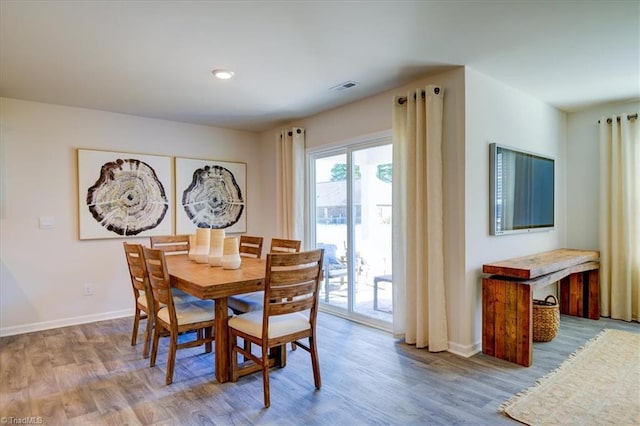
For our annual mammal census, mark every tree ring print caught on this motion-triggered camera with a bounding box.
[182,165,245,229]
[86,158,169,236]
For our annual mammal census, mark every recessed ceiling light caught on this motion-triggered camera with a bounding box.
[212,69,234,80]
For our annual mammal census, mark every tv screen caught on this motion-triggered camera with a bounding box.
[490,143,554,235]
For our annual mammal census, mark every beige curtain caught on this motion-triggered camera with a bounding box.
[276,127,305,243]
[599,114,639,322]
[391,85,448,351]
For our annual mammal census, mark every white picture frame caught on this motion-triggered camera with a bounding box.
[77,149,173,240]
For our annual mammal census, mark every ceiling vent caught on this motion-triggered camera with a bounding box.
[330,81,359,92]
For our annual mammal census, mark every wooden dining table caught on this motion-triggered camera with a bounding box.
[165,254,267,383]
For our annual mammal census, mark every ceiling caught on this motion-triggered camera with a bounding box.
[1,1,638,133]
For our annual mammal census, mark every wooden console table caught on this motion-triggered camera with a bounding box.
[482,249,600,367]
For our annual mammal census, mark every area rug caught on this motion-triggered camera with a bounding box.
[500,329,640,425]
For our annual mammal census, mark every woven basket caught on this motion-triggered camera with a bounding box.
[533,295,559,342]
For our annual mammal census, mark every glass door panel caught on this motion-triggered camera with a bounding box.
[352,145,392,321]
[311,141,392,327]
[314,153,348,308]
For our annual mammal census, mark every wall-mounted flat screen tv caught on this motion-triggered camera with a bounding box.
[490,143,555,235]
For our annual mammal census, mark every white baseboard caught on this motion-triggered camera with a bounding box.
[1,309,485,361]
[0,309,133,337]
[447,340,482,358]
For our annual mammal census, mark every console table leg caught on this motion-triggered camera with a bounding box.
[482,278,533,367]
[560,271,600,319]
[482,279,496,357]
[587,269,600,319]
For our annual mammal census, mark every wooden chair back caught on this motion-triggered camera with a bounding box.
[263,249,324,322]
[123,242,154,358]
[142,247,175,315]
[149,235,190,255]
[123,242,150,297]
[270,238,301,254]
[239,235,264,258]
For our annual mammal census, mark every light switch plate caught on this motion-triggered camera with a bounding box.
[39,216,55,229]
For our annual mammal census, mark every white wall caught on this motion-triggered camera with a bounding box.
[464,68,567,352]
[0,98,261,335]
[261,66,568,355]
[4,74,626,352]
[259,67,468,351]
[566,100,640,250]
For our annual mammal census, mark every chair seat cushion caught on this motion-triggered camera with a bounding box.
[317,243,344,267]
[228,291,264,313]
[157,301,215,325]
[228,310,310,339]
[138,290,200,309]
[317,243,347,279]
[326,268,347,278]
[172,288,200,304]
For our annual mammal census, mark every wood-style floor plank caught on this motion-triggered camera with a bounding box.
[1,313,638,425]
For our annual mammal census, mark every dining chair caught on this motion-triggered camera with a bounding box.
[269,238,301,254]
[316,243,348,302]
[228,248,324,407]
[142,246,218,385]
[123,242,154,359]
[239,235,264,258]
[150,235,201,304]
[149,235,190,255]
[228,237,301,313]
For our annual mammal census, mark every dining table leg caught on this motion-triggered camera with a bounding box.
[215,297,230,383]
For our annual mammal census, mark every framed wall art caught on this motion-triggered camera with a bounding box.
[77,149,173,240]
[175,157,246,234]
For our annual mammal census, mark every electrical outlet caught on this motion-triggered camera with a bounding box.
[83,283,94,296]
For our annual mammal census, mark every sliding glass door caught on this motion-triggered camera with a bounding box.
[310,138,392,328]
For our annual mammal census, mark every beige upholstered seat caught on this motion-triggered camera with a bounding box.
[143,246,218,385]
[123,242,154,359]
[228,248,324,407]
[229,310,311,338]
[156,301,216,325]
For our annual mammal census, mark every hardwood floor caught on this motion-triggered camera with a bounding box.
[1,313,638,425]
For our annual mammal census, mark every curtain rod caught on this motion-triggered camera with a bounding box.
[280,128,304,137]
[397,87,441,105]
[597,113,638,124]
